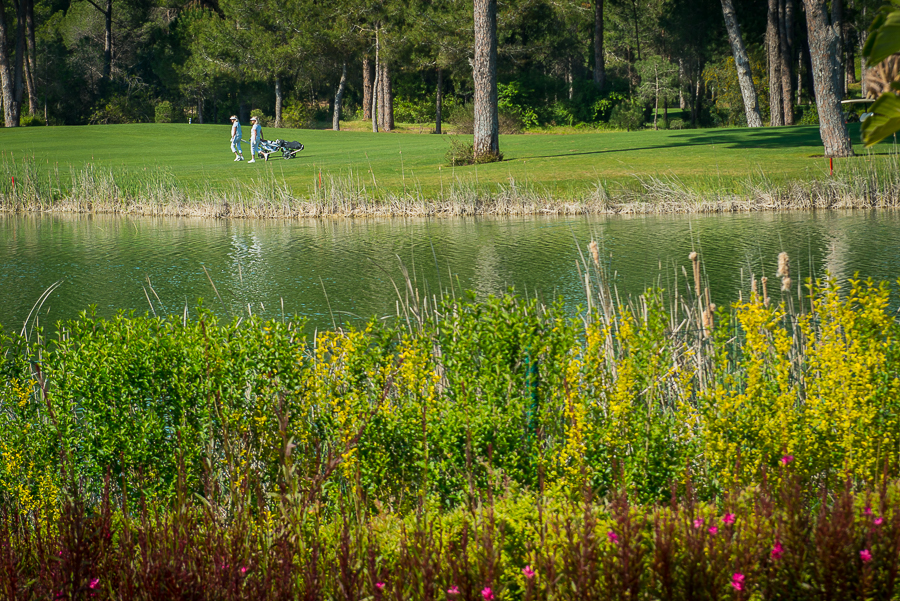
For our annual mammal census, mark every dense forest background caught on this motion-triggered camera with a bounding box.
[0,0,881,130]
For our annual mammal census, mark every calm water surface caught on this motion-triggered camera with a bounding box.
[2,211,899,333]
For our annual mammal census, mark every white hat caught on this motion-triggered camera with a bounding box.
[229,115,238,121]
[250,115,258,121]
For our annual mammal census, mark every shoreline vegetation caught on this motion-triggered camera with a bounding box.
[2,124,900,218]
[3,249,900,595]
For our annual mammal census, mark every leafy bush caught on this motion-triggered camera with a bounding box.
[497,81,539,129]
[393,96,435,123]
[798,103,820,125]
[445,136,474,165]
[249,108,274,127]
[609,102,645,130]
[281,101,313,128]
[89,94,153,124]
[447,102,474,134]
[154,100,175,123]
[19,113,44,126]
[668,117,687,130]
[4,274,900,514]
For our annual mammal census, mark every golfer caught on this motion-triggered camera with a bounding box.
[230,115,243,161]
[249,116,263,163]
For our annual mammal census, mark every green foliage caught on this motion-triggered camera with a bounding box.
[609,102,645,130]
[6,277,900,517]
[862,1,900,147]
[497,82,539,130]
[703,50,769,127]
[281,101,313,128]
[445,136,474,165]
[18,113,45,127]
[798,103,820,126]
[392,96,459,124]
[90,94,154,125]
[592,91,627,122]
[154,100,175,123]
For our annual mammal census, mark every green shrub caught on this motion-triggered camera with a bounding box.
[798,103,819,125]
[609,102,645,130]
[497,81,539,129]
[19,113,44,126]
[445,136,474,165]
[89,94,153,124]
[154,100,175,123]
[446,103,474,134]
[281,101,313,128]
[249,109,274,127]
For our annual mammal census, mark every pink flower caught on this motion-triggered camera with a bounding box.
[860,549,873,563]
[607,530,619,544]
[523,565,536,579]
[447,586,460,595]
[731,573,745,591]
[693,518,704,529]
[723,513,736,525]
[482,587,495,600]
[88,578,100,590]
[875,517,884,526]
[240,566,248,575]
[864,505,873,516]
[771,542,784,560]
[708,526,718,535]
[781,455,794,465]
[376,582,385,590]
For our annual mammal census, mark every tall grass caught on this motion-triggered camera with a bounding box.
[4,152,900,217]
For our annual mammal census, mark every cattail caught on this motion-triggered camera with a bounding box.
[776,252,790,278]
[761,276,769,307]
[781,277,792,292]
[702,303,716,333]
[589,240,601,270]
[751,277,758,300]
[689,252,701,298]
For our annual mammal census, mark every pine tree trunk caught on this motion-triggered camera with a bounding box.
[274,77,283,128]
[383,62,393,131]
[24,0,36,116]
[768,0,784,126]
[0,0,14,126]
[780,0,794,124]
[378,60,386,130]
[363,55,372,121]
[103,0,112,81]
[593,0,605,89]
[474,0,500,160]
[832,0,843,98]
[372,31,379,133]
[719,0,763,127]
[333,61,347,131]
[803,0,853,156]
[859,2,868,97]
[435,67,443,134]
[12,0,25,123]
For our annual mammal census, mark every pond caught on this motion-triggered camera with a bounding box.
[2,210,899,334]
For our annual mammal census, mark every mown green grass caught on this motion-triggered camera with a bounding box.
[0,121,893,198]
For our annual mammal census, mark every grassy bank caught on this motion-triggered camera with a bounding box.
[1,123,899,217]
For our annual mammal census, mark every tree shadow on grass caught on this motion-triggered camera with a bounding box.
[510,124,883,161]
